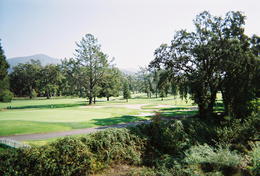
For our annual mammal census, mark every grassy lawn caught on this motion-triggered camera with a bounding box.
[0,94,195,136]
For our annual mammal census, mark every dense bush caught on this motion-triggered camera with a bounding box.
[248,143,260,176]
[30,89,37,98]
[0,113,259,176]
[0,128,147,176]
[135,118,191,155]
[81,128,147,168]
[0,89,13,102]
[184,144,243,175]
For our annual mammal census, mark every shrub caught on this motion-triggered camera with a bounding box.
[0,89,13,102]
[0,139,93,176]
[127,167,157,176]
[182,117,216,145]
[182,113,260,149]
[152,154,189,176]
[184,144,243,175]
[248,143,260,176]
[0,117,258,175]
[137,119,190,155]
[30,89,37,98]
[159,120,190,154]
[215,113,260,149]
[0,128,147,175]
[80,128,147,166]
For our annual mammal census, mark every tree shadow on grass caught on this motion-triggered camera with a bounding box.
[159,110,198,117]
[92,115,145,126]
[6,103,86,110]
[160,103,225,114]
[160,107,193,111]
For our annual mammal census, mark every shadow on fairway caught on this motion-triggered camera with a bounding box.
[160,110,198,117]
[92,115,145,126]
[6,103,86,110]
[160,107,193,111]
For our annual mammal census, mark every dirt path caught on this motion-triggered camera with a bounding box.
[0,120,151,141]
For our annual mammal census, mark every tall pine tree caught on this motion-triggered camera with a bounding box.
[123,82,131,102]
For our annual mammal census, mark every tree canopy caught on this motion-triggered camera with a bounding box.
[150,11,260,119]
[0,41,13,102]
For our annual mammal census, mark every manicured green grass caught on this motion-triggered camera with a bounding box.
[0,97,85,109]
[0,94,195,136]
[0,107,143,136]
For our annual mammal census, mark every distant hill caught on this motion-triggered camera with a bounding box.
[7,54,140,75]
[7,54,61,71]
[120,68,139,75]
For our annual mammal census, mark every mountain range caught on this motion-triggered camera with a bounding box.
[7,54,138,74]
[7,54,61,69]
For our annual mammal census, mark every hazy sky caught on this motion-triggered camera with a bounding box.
[0,0,259,69]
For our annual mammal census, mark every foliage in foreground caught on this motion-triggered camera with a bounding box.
[0,113,259,176]
[0,128,147,176]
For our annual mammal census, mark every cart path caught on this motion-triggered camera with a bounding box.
[0,120,151,141]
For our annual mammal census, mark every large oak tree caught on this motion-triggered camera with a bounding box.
[150,11,260,119]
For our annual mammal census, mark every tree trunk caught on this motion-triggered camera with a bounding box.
[107,97,109,101]
[29,86,32,99]
[198,101,215,118]
[198,104,208,118]
[89,97,92,104]
[94,97,96,104]
[89,87,93,104]
[221,89,231,116]
[208,91,217,116]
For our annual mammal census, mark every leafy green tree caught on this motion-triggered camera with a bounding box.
[0,42,9,90]
[124,74,140,94]
[123,81,131,102]
[0,41,12,102]
[0,42,13,102]
[137,67,153,98]
[152,69,160,98]
[98,67,122,101]
[61,58,86,97]
[74,34,109,104]
[157,70,171,100]
[150,11,259,119]
[38,65,63,99]
[10,60,41,98]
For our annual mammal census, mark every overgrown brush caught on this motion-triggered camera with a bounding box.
[248,143,260,176]
[0,113,258,176]
[184,144,244,175]
[0,128,147,176]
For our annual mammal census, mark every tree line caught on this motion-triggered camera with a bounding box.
[1,34,179,103]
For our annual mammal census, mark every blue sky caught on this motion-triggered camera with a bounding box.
[0,0,259,69]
